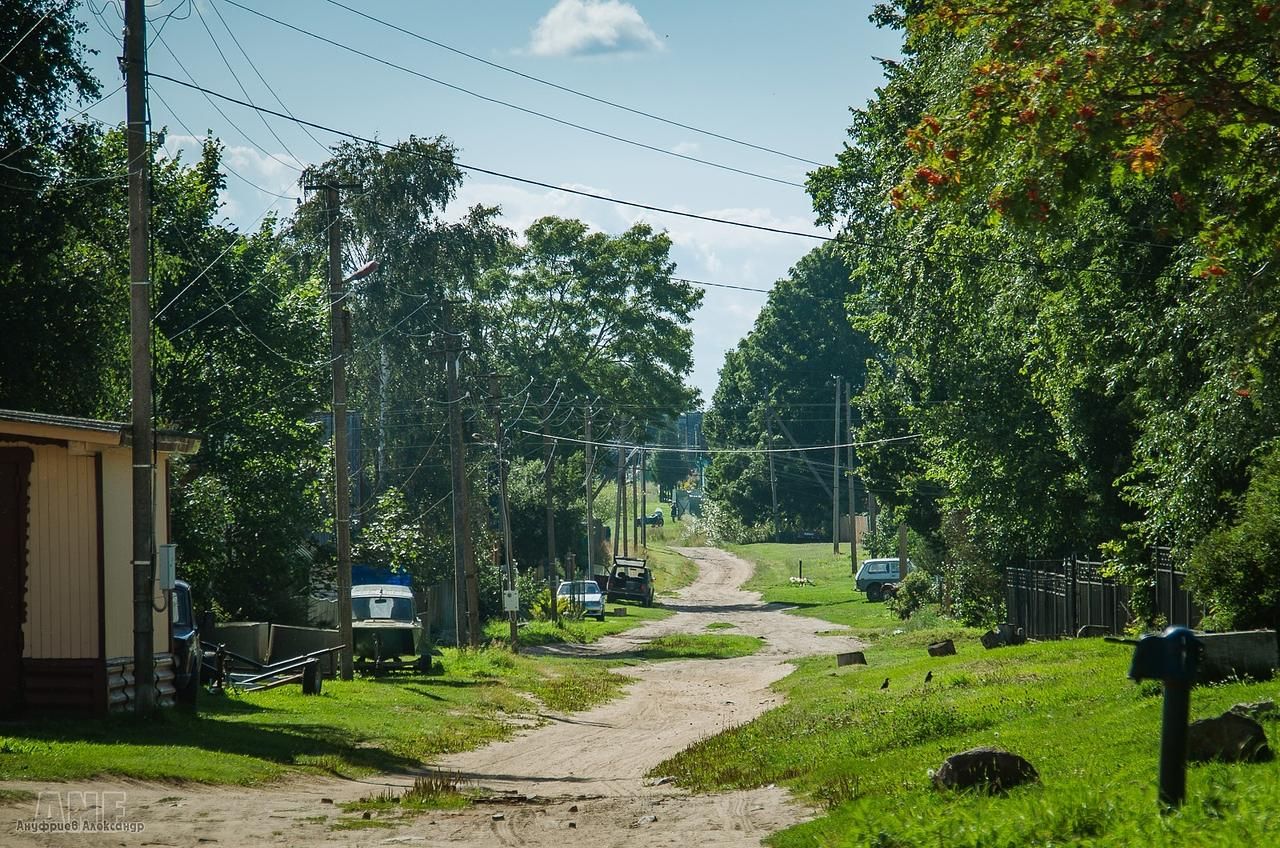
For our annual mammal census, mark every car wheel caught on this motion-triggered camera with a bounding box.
[596,613,606,622]
[866,583,883,602]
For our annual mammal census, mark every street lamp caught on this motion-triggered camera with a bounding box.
[344,260,379,284]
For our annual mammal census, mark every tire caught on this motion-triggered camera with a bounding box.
[596,613,606,622]
[866,583,883,602]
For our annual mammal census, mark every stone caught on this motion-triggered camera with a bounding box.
[631,815,658,827]
[927,639,956,657]
[1187,711,1272,763]
[933,747,1039,792]
[1229,700,1277,720]
[836,651,867,667]
[568,805,578,813]
[491,813,505,821]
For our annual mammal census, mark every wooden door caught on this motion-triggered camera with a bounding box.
[0,448,32,716]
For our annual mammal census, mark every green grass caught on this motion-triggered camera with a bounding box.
[0,648,628,785]
[706,621,737,631]
[485,601,672,646]
[631,633,765,660]
[652,542,1280,847]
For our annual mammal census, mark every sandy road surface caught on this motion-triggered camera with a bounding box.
[2,547,863,847]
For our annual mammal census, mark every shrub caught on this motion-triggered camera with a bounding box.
[1186,442,1280,633]
[528,588,569,622]
[885,569,938,619]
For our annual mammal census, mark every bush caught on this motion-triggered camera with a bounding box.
[1186,442,1280,633]
[528,588,569,622]
[695,498,771,546]
[885,569,938,620]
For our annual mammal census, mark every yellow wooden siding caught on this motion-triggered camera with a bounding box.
[101,449,170,658]
[22,443,98,660]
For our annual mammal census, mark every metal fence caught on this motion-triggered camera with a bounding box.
[1006,550,1200,639]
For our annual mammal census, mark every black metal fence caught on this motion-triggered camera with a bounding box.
[1006,550,1200,639]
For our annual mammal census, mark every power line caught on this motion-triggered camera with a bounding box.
[191,0,305,168]
[524,430,922,455]
[148,84,299,200]
[0,0,72,67]
[207,0,330,156]
[152,33,304,175]
[318,0,824,169]
[219,0,803,189]
[145,72,832,243]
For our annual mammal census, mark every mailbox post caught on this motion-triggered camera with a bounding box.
[1127,626,1203,810]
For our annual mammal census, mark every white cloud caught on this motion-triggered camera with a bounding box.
[527,0,664,58]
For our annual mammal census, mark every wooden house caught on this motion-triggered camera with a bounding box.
[0,409,200,715]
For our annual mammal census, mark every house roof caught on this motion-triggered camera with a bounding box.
[0,409,201,454]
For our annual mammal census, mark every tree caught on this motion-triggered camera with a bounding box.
[476,215,702,414]
[704,244,877,533]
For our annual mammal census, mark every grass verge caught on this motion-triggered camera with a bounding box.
[631,633,764,660]
[0,649,627,786]
[653,542,1280,847]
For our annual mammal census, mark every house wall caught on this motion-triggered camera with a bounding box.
[20,443,98,660]
[101,449,170,659]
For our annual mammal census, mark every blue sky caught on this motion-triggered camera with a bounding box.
[74,0,902,403]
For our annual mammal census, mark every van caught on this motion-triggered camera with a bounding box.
[855,558,907,601]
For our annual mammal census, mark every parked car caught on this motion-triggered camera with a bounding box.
[351,583,426,669]
[605,557,655,607]
[171,580,201,706]
[557,579,606,621]
[634,508,664,527]
[854,558,910,602]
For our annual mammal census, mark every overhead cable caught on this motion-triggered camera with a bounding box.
[145,72,831,242]
[318,0,824,168]
[220,0,803,188]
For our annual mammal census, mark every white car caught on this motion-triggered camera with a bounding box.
[557,579,606,621]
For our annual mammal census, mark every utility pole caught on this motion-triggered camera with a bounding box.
[640,424,648,549]
[584,403,595,579]
[846,380,857,571]
[490,376,517,652]
[614,425,624,557]
[832,376,841,555]
[125,0,155,711]
[621,418,631,557]
[543,417,559,625]
[305,181,363,681]
[443,303,478,647]
[767,412,779,542]
[630,419,638,554]
[542,419,557,592]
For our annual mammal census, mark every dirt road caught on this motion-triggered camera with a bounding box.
[3,547,863,847]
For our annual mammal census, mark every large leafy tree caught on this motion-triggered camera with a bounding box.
[704,244,876,533]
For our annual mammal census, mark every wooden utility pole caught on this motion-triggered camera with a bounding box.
[614,426,624,557]
[542,419,557,583]
[301,180,364,681]
[125,0,155,711]
[630,419,638,553]
[584,403,595,579]
[640,424,648,549]
[767,413,779,542]
[443,303,478,646]
[490,376,518,651]
[846,380,857,571]
[832,376,841,555]
[325,184,356,680]
[621,419,630,557]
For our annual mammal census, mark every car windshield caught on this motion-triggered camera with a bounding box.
[559,581,601,595]
[352,596,415,622]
